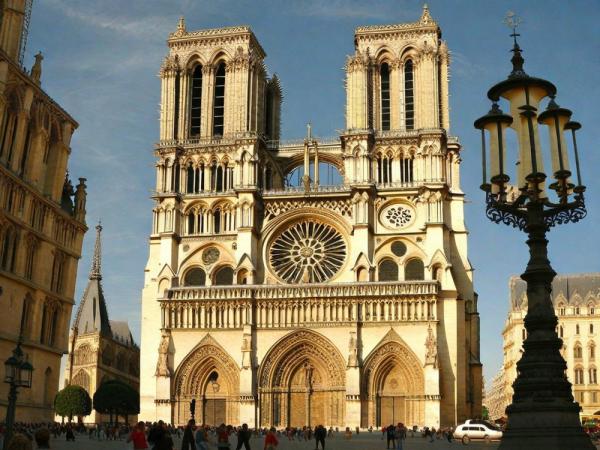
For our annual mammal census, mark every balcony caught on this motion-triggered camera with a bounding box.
[261,184,351,197]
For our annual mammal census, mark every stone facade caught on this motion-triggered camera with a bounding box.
[490,273,600,420]
[0,0,87,421]
[63,224,139,423]
[140,6,481,428]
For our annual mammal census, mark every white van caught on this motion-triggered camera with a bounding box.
[453,420,503,443]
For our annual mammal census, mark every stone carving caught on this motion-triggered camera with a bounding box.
[425,324,437,367]
[348,331,358,368]
[155,330,171,377]
[264,199,352,220]
[30,51,43,84]
[202,247,220,264]
[241,332,251,369]
[384,205,413,228]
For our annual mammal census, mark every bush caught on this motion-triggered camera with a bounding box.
[54,385,92,422]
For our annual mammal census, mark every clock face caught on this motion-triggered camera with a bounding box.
[269,220,346,284]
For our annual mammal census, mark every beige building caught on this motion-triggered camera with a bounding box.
[140,6,481,429]
[0,0,87,421]
[63,223,139,423]
[490,273,600,420]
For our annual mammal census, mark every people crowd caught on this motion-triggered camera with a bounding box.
[0,420,460,449]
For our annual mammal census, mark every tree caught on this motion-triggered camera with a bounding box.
[93,379,139,425]
[54,385,92,423]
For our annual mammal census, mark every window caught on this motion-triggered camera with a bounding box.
[173,72,180,139]
[575,391,584,402]
[559,325,564,338]
[592,324,595,335]
[171,162,180,192]
[24,239,36,280]
[40,302,59,347]
[19,122,32,176]
[380,63,390,130]
[404,60,414,130]
[405,259,425,281]
[377,154,393,184]
[593,392,598,403]
[574,345,583,359]
[19,295,32,338]
[0,226,18,272]
[576,324,580,335]
[590,305,595,315]
[213,63,226,136]
[400,157,413,183]
[214,266,233,286]
[591,344,596,360]
[378,260,398,282]
[575,307,580,315]
[574,368,584,385]
[589,368,597,384]
[559,304,566,316]
[214,209,221,234]
[50,252,66,294]
[183,268,206,286]
[190,65,203,136]
[522,328,527,340]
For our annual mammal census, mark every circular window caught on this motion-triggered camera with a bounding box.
[269,220,346,283]
[381,204,414,229]
[391,241,407,257]
[202,247,220,264]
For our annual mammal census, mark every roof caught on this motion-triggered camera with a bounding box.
[510,273,600,311]
[109,321,136,347]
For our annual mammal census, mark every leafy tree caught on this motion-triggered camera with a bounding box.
[482,405,490,420]
[54,385,92,422]
[93,379,139,425]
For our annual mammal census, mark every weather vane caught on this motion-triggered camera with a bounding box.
[503,11,523,47]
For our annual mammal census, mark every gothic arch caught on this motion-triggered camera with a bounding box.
[258,330,346,427]
[173,335,240,425]
[361,331,425,427]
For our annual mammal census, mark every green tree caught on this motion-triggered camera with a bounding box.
[54,385,92,422]
[482,405,490,420]
[93,379,139,425]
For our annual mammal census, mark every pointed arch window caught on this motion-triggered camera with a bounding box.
[190,65,203,136]
[380,63,391,130]
[214,266,234,286]
[378,259,398,282]
[405,258,424,281]
[404,59,414,130]
[213,63,226,136]
[186,164,194,193]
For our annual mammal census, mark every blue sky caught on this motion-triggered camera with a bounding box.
[27,0,599,386]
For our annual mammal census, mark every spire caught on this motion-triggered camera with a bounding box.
[503,11,527,79]
[89,221,102,280]
[420,4,434,25]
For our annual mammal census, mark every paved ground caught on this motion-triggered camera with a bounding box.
[48,432,501,450]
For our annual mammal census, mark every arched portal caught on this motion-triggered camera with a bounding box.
[173,338,239,426]
[362,338,425,427]
[258,330,346,427]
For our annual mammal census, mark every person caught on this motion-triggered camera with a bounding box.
[446,426,454,443]
[65,425,75,442]
[314,425,326,450]
[264,427,278,450]
[182,419,196,450]
[34,428,50,449]
[155,422,174,450]
[195,426,209,450]
[236,423,251,450]
[5,434,32,450]
[217,424,230,450]
[127,422,149,450]
[429,427,435,443]
[386,424,395,449]
[394,423,406,450]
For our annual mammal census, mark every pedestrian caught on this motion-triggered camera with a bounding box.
[65,425,75,442]
[127,422,149,450]
[264,427,278,450]
[217,423,231,450]
[429,427,435,443]
[195,426,209,450]
[155,422,174,450]
[394,423,406,450]
[182,419,196,450]
[236,423,251,450]
[34,428,50,449]
[386,424,395,449]
[314,425,326,450]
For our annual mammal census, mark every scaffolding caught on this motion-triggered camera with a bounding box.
[18,0,33,67]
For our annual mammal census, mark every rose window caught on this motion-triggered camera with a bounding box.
[269,220,346,283]
[384,205,413,228]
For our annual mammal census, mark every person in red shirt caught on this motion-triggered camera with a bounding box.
[127,422,149,450]
[264,427,278,450]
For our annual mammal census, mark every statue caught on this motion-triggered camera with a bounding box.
[190,398,196,419]
[74,178,87,222]
[31,51,43,84]
[155,330,171,376]
[241,333,251,369]
[425,324,437,367]
[348,332,358,367]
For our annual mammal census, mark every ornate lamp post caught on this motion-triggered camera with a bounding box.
[475,13,593,450]
[3,338,33,450]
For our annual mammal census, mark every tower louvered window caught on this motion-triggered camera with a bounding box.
[380,63,390,130]
[190,65,202,136]
[404,60,414,130]
[213,63,226,136]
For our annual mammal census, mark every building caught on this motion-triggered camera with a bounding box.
[0,1,87,421]
[63,223,139,423]
[492,273,600,420]
[140,6,481,428]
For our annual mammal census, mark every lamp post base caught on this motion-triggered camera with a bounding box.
[499,403,594,450]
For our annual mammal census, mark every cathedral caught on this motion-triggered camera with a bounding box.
[140,6,481,428]
[63,223,139,423]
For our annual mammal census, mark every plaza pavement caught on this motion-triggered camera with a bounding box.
[48,432,501,450]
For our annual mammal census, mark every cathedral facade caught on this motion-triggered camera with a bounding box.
[0,1,87,421]
[140,6,481,428]
[63,224,139,423]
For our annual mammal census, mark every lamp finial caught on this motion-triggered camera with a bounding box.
[504,11,526,78]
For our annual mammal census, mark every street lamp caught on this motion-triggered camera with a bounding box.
[3,338,33,450]
[475,14,593,450]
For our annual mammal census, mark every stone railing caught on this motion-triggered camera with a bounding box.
[261,184,351,196]
[375,178,445,189]
[160,281,438,330]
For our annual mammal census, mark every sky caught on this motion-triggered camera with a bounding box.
[25,0,600,387]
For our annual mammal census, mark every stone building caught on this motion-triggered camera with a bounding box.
[140,6,481,428]
[490,273,600,420]
[0,1,87,421]
[63,223,139,423]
